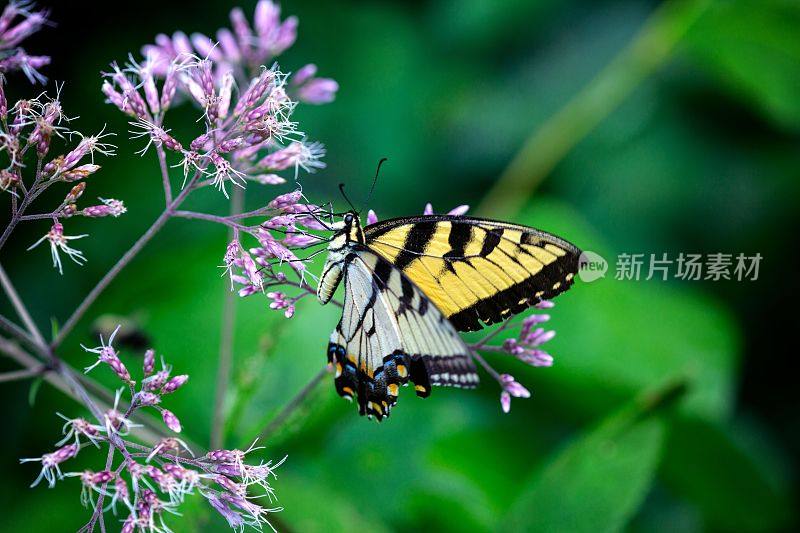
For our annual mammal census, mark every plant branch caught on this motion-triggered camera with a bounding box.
[470,318,513,350]
[255,365,330,443]
[0,261,47,347]
[0,158,48,252]
[470,349,502,382]
[0,193,28,252]
[0,312,40,353]
[156,144,173,206]
[0,366,45,383]
[477,0,711,217]
[18,212,58,221]
[211,186,244,449]
[172,209,249,231]
[0,335,184,451]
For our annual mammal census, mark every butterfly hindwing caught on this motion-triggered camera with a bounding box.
[327,248,478,420]
[363,215,581,331]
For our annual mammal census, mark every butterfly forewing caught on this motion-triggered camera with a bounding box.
[327,248,478,420]
[363,215,581,331]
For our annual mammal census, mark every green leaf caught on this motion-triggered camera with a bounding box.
[503,385,671,532]
[684,0,800,130]
[50,317,59,341]
[660,415,794,532]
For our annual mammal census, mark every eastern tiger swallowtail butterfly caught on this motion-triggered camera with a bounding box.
[317,211,581,420]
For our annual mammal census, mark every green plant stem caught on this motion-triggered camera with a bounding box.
[211,186,244,450]
[256,365,329,443]
[478,0,711,218]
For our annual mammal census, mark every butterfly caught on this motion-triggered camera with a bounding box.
[316,210,581,420]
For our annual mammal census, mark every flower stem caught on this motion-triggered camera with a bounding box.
[156,144,173,206]
[0,366,45,383]
[0,193,30,251]
[84,439,116,532]
[470,349,502,382]
[0,312,39,352]
[0,158,49,252]
[477,0,711,218]
[0,262,47,347]
[51,207,173,348]
[18,212,58,221]
[211,186,244,449]
[470,318,513,350]
[172,210,249,231]
[255,365,330,443]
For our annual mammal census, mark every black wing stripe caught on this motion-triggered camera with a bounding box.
[444,222,472,261]
[394,221,437,270]
[480,227,503,257]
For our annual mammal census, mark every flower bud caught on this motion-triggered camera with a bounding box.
[143,349,155,376]
[162,374,188,394]
[161,409,181,432]
[62,164,101,182]
[65,183,86,203]
[134,391,161,407]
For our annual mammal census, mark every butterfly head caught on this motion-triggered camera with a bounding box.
[329,211,365,248]
[318,211,363,304]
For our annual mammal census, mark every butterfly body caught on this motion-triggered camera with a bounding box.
[318,211,581,420]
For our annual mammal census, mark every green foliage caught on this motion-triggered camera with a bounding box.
[661,416,794,532]
[504,403,666,532]
[685,0,800,130]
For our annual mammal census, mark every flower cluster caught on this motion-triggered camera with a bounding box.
[0,1,51,83]
[96,1,338,320]
[502,301,556,368]
[103,0,335,198]
[2,50,124,273]
[22,327,283,532]
[469,301,558,413]
[221,191,329,313]
[141,0,337,105]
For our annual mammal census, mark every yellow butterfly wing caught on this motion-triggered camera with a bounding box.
[364,215,581,331]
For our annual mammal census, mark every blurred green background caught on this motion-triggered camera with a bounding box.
[1,0,798,531]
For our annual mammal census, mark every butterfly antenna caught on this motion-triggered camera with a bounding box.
[361,157,387,213]
[338,183,358,213]
[302,209,333,232]
[324,201,335,224]
[297,194,333,231]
